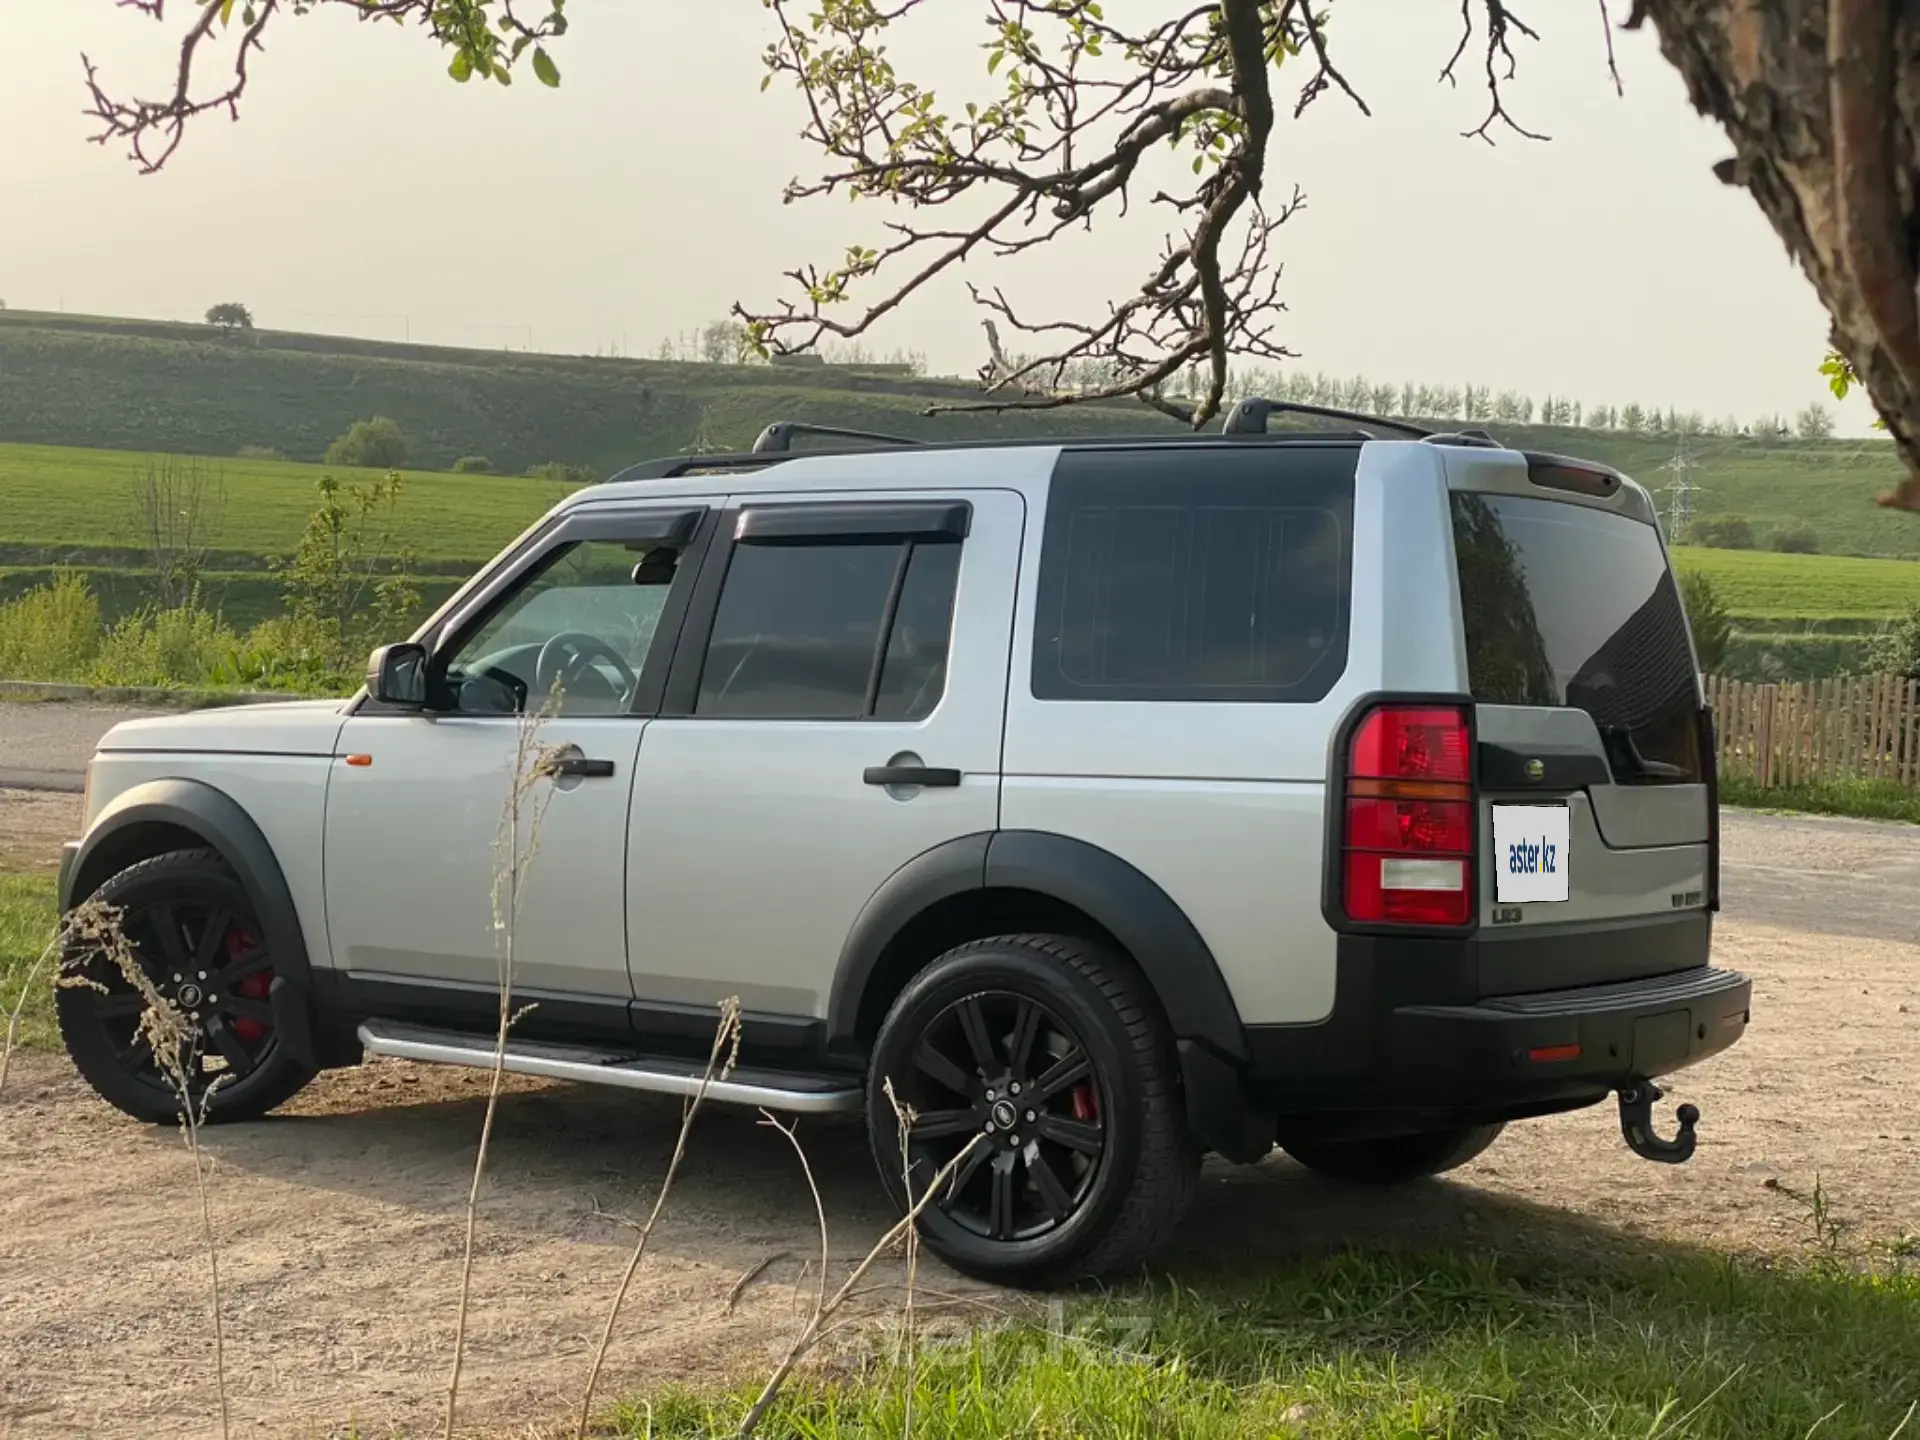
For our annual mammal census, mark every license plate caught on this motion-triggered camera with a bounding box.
[1492,803,1570,903]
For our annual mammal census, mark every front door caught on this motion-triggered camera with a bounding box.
[323,502,714,1023]
[625,489,1025,1031]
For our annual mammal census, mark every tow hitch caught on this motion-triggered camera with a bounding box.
[1617,1081,1700,1165]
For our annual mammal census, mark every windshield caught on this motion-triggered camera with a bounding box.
[1451,492,1701,785]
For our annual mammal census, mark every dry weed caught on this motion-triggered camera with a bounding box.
[574,996,744,1439]
[445,691,565,1440]
[58,897,234,1440]
[733,1092,982,1440]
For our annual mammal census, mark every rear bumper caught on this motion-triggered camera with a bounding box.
[1384,964,1750,1105]
[1237,912,1750,1126]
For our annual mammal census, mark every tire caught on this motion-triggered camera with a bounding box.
[867,933,1200,1287]
[1281,1122,1504,1185]
[56,849,317,1124]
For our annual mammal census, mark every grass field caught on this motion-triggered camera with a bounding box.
[5,303,1920,664]
[0,442,558,565]
[1671,546,1920,621]
[8,440,1920,620]
[628,1248,1920,1439]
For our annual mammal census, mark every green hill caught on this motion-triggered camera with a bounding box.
[4,306,1919,675]
[3,307,1918,559]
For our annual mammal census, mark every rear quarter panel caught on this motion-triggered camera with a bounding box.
[1002,442,1465,1026]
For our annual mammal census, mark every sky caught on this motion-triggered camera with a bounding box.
[0,1,1880,433]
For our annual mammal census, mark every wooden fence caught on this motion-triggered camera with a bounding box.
[1704,674,1920,790]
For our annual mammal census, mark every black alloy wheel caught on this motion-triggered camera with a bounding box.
[868,934,1200,1286]
[896,988,1108,1244]
[57,850,317,1123]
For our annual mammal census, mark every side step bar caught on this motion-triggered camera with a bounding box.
[356,1020,864,1114]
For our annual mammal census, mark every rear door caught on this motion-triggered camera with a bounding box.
[622,489,1024,1031]
[1447,474,1711,973]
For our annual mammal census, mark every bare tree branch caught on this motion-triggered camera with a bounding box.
[742,1,1562,426]
[1440,0,1547,143]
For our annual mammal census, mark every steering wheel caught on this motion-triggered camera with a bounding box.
[533,632,638,706]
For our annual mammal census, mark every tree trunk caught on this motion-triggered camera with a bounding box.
[1639,0,1920,509]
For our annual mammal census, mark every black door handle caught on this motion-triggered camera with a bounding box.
[548,755,617,779]
[864,765,961,788]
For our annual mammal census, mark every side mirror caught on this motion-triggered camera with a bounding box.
[367,643,428,708]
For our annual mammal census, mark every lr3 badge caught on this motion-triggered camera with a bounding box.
[1492,803,1572,904]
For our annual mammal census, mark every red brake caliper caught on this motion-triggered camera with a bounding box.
[1070,1080,1099,1123]
[225,927,273,1044]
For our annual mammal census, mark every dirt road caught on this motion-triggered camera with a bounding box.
[1,725,1917,1438]
[0,702,168,794]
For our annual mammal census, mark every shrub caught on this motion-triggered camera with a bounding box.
[525,460,598,485]
[209,617,347,694]
[1688,514,1755,550]
[451,455,494,474]
[1771,524,1820,554]
[324,416,411,469]
[273,472,420,675]
[1864,603,1920,681]
[236,444,285,461]
[92,600,240,688]
[1678,571,1733,673]
[0,572,102,681]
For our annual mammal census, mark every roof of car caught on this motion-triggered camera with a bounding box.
[567,409,1640,520]
[602,430,1379,486]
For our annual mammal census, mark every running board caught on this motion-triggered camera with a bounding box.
[356,1020,864,1114]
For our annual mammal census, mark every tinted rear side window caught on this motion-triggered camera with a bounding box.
[696,537,961,719]
[1451,492,1701,783]
[1032,446,1355,702]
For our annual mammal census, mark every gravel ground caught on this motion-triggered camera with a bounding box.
[1,705,1916,1437]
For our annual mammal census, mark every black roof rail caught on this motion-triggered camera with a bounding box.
[601,425,1375,485]
[1422,428,1502,449]
[1221,396,1433,440]
[751,421,922,454]
[606,452,786,482]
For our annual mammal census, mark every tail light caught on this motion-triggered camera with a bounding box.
[1341,704,1475,927]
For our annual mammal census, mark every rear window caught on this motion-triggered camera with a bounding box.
[1451,492,1701,783]
[1032,446,1354,703]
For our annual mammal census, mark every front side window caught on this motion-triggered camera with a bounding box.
[1031,446,1356,702]
[695,535,962,720]
[441,538,683,715]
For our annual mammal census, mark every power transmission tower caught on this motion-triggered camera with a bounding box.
[1658,435,1703,544]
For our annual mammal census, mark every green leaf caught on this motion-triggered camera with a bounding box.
[987,47,1004,74]
[532,47,561,87]
[216,0,236,25]
[448,50,474,83]
[495,65,513,87]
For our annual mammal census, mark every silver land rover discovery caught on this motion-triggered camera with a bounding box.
[58,400,1751,1285]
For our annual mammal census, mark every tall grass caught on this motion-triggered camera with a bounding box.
[0,876,57,1055]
